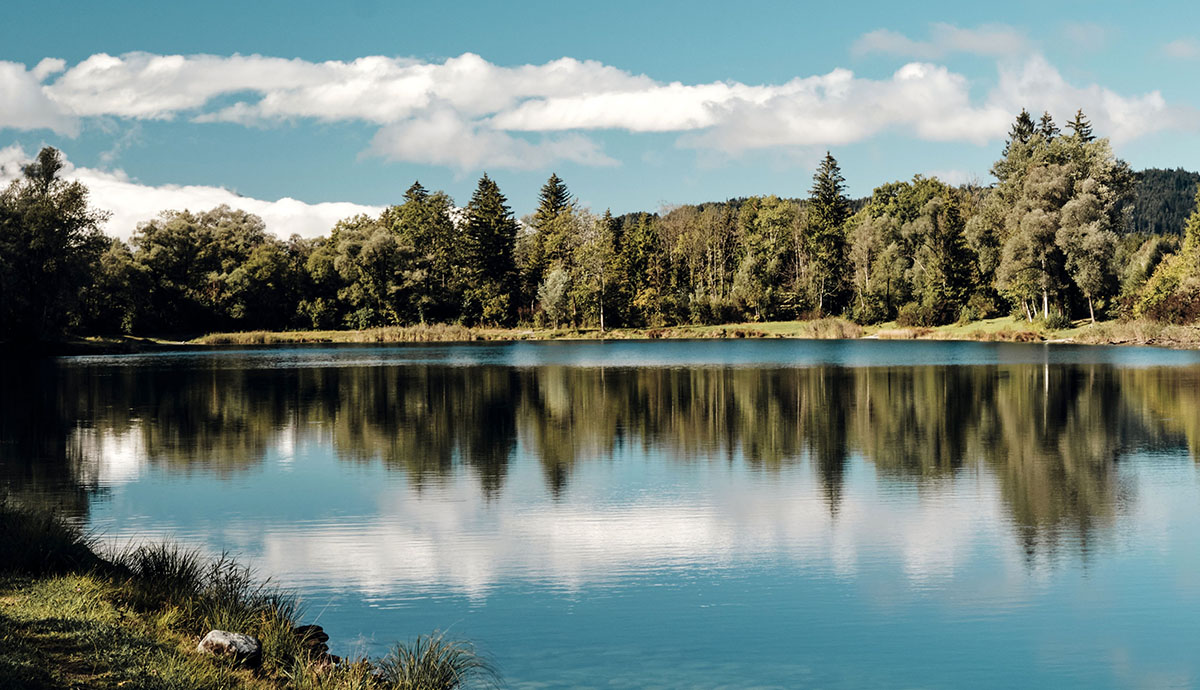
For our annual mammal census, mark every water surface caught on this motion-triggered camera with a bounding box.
[4,340,1200,688]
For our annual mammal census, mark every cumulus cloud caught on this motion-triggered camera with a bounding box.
[989,55,1192,143]
[0,50,1192,170]
[0,61,78,134]
[370,107,617,170]
[0,145,381,239]
[1163,38,1200,59]
[852,23,1030,59]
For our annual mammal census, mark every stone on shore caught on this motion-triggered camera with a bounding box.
[196,630,262,667]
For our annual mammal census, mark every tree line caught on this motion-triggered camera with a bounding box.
[3,109,1200,342]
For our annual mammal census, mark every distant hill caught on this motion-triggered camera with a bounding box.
[1129,168,1199,236]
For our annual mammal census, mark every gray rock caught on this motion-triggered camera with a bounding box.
[197,630,262,667]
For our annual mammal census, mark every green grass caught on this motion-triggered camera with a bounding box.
[0,497,503,689]
[375,634,500,690]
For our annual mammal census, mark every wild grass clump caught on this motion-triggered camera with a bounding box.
[375,633,501,690]
[114,542,310,671]
[0,494,103,575]
[2,501,505,689]
[802,317,864,339]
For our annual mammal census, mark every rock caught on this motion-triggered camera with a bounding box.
[197,630,262,667]
[293,624,330,645]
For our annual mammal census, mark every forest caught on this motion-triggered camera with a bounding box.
[1,108,1199,343]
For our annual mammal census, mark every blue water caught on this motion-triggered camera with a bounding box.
[6,339,1200,688]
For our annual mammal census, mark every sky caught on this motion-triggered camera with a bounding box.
[1,0,1198,238]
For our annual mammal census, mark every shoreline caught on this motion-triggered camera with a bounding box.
[29,317,1200,356]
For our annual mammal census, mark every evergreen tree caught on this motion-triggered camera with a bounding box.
[1038,111,1060,140]
[521,173,576,317]
[464,174,519,325]
[533,174,572,227]
[1003,109,1037,156]
[805,152,851,313]
[1068,109,1095,142]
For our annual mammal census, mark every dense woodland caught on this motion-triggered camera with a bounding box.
[2,108,1200,343]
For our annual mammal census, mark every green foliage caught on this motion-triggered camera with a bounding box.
[462,174,518,325]
[537,266,571,328]
[1128,168,1200,236]
[1136,187,1200,322]
[0,147,109,342]
[12,116,1200,340]
[804,152,851,313]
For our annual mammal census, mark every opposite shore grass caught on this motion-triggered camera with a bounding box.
[9,316,1199,356]
[0,496,499,690]
[187,317,1200,350]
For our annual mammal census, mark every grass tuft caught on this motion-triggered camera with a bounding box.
[375,633,501,690]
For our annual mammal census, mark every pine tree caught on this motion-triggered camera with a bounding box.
[1038,111,1059,140]
[1068,109,1095,142]
[533,173,572,227]
[1003,109,1037,156]
[520,173,576,317]
[806,152,851,313]
[464,173,518,325]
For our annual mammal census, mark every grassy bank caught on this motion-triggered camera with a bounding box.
[0,498,498,689]
[189,317,1200,350]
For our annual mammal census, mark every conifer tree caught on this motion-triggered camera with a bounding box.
[1038,111,1059,140]
[1003,109,1037,156]
[1068,109,1095,142]
[464,174,518,325]
[806,152,851,313]
[521,173,576,316]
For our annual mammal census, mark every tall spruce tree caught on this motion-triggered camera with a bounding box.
[1003,109,1037,156]
[806,152,851,313]
[464,174,518,325]
[1068,109,1095,142]
[521,173,576,316]
[1038,111,1060,140]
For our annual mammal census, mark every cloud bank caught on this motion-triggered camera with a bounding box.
[0,42,1189,173]
[0,144,381,239]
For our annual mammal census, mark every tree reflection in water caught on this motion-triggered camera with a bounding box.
[3,356,1197,557]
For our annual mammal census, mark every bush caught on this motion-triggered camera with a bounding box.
[1042,307,1073,330]
[896,302,936,328]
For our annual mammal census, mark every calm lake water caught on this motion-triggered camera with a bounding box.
[4,340,1200,688]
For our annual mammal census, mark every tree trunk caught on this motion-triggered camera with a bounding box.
[1088,296,1095,324]
[1023,300,1033,323]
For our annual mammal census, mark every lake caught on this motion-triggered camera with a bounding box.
[3,339,1200,688]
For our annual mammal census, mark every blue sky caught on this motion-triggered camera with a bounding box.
[1,0,1198,237]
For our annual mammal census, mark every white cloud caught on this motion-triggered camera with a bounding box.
[370,108,617,170]
[0,50,1192,171]
[989,55,1192,143]
[852,23,1030,59]
[1163,38,1200,59]
[0,144,381,239]
[0,61,77,134]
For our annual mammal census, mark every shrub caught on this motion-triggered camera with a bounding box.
[896,302,936,328]
[1042,307,1073,330]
